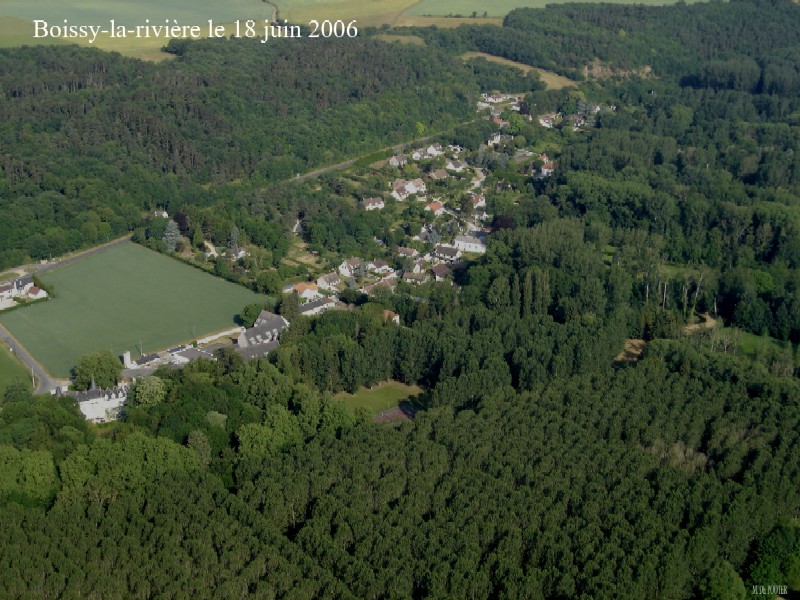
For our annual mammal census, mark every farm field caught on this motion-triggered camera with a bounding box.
[0,243,261,378]
[0,341,30,398]
[405,0,700,17]
[334,380,422,415]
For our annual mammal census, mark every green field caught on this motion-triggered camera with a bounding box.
[0,243,261,377]
[406,0,699,16]
[335,380,422,415]
[0,341,30,397]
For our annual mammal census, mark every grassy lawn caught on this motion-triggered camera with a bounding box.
[0,341,31,398]
[335,380,422,416]
[0,243,261,377]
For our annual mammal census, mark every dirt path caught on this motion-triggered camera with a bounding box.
[683,313,717,335]
[616,313,718,364]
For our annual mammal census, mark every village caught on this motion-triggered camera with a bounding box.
[2,89,614,425]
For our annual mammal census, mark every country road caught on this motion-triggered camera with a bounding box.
[0,323,66,394]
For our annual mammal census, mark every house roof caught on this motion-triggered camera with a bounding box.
[362,197,384,208]
[370,259,389,269]
[455,235,484,245]
[299,297,336,315]
[435,245,460,258]
[28,286,41,295]
[319,272,341,284]
[426,201,443,212]
[254,310,291,330]
[397,247,418,257]
[430,264,451,277]
[293,282,318,293]
[429,169,448,180]
[236,340,280,361]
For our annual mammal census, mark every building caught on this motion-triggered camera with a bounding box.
[471,194,486,209]
[383,310,400,324]
[0,274,34,301]
[237,340,279,361]
[402,272,428,285]
[541,162,555,177]
[293,282,320,302]
[69,385,129,423]
[426,143,444,157]
[434,245,462,262]
[388,154,407,168]
[317,272,342,291]
[391,179,411,201]
[238,311,290,348]
[425,201,445,217]
[367,260,394,275]
[299,297,337,317]
[446,159,466,172]
[362,197,385,211]
[429,169,449,181]
[339,258,364,278]
[396,246,419,259]
[454,235,487,254]
[430,263,452,281]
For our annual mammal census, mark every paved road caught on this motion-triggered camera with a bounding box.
[0,323,65,394]
[33,237,131,276]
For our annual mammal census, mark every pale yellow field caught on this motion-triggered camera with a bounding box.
[462,51,577,90]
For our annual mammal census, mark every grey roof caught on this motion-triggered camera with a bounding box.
[176,348,216,361]
[435,245,460,258]
[68,385,128,403]
[236,340,280,361]
[299,297,336,315]
[135,353,159,366]
[254,310,290,330]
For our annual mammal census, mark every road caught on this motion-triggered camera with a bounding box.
[0,323,66,394]
[0,236,130,395]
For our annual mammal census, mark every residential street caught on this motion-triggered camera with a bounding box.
[0,323,66,394]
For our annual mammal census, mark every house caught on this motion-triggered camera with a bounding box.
[426,143,444,157]
[429,169,449,181]
[410,259,427,274]
[410,148,429,161]
[447,144,464,153]
[229,245,247,260]
[488,133,513,147]
[484,92,507,104]
[236,340,280,361]
[293,283,320,302]
[391,179,410,200]
[408,178,427,195]
[538,113,558,128]
[383,310,400,325]
[363,278,398,295]
[238,311,290,348]
[0,275,34,301]
[69,385,129,423]
[388,154,407,168]
[492,116,510,128]
[471,194,486,209]
[430,263,451,281]
[367,260,394,275]
[425,201,445,217]
[317,272,342,291]
[153,210,168,219]
[446,159,466,172]
[299,297,337,317]
[541,162,555,176]
[396,246,419,259]
[362,197,385,211]
[339,258,364,278]
[27,286,48,300]
[474,208,491,222]
[402,272,428,285]
[434,245,462,262]
[171,347,216,365]
[454,234,487,254]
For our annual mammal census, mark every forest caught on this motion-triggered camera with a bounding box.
[2,0,800,597]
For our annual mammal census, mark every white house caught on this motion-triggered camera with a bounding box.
[434,245,462,262]
[396,247,419,259]
[27,286,48,300]
[426,143,444,157]
[317,272,342,291]
[339,258,364,278]
[454,235,487,254]
[293,283,320,302]
[391,179,410,200]
[541,162,555,177]
[446,159,466,172]
[299,297,337,317]
[70,385,129,423]
[471,194,486,209]
[362,197,385,211]
[388,154,407,168]
[238,311,290,348]
[367,260,394,275]
[407,178,426,195]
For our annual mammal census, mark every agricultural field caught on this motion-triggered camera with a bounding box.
[334,380,422,415]
[0,341,30,398]
[405,0,699,17]
[0,243,261,378]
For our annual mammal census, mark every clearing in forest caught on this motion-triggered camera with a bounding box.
[0,243,260,378]
[461,52,576,90]
[335,380,422,416]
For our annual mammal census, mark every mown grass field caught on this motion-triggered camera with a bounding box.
[0,243,261,377]
[0,341,30,398]
[335,380,422,415]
